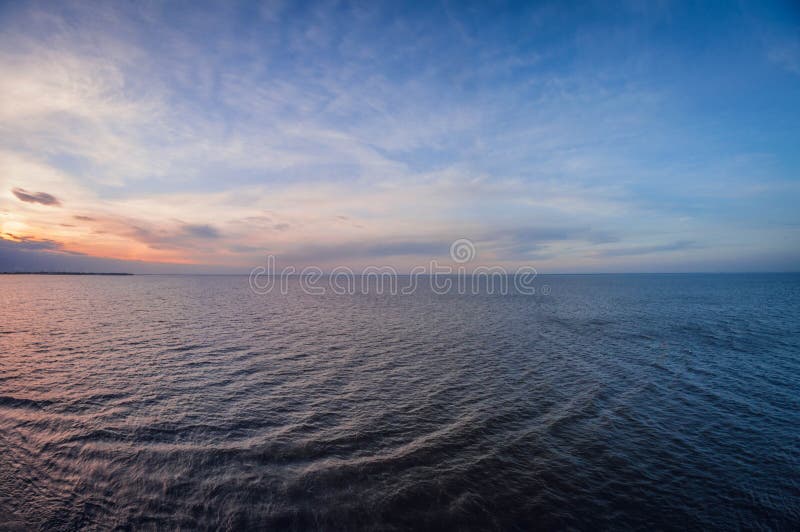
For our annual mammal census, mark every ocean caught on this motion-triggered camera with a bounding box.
[1,273,798,529]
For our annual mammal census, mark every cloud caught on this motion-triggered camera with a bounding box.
[0,2,797,272]
[0,234,236,273]
[115,221,223,252]
[11,188,61,206]
[493,226,619,244]
[595,240,700,257]
[182,224,220,239]
[1,233,63,251]
[482,225,620,259]
[278,239,450,264]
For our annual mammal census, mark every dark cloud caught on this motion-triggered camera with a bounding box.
[182,224,220,238]
[596,240,700,257]
[495,226,619,244]
[1,234,63,252]
[273,223,290,231]
[74,215,95,221]
[125,223,221,250]
[0,235,238,274]
[12,188,62,206]
[485,225,619,259]
[280,239,449,263]
[276,232,623,265]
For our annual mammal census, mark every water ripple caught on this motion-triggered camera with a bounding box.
[1,273,799,529]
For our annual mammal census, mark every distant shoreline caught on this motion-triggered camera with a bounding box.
[0,272,134,276]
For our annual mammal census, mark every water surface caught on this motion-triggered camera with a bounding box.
[1,274,799,529]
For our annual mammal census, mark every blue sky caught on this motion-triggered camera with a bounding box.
[0,0,798,272]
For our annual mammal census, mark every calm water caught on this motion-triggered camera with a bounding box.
[1,274,799,530]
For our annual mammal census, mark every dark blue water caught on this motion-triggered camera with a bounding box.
[1,274,799,529]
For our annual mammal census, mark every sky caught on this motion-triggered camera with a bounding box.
[0,0,799,273]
